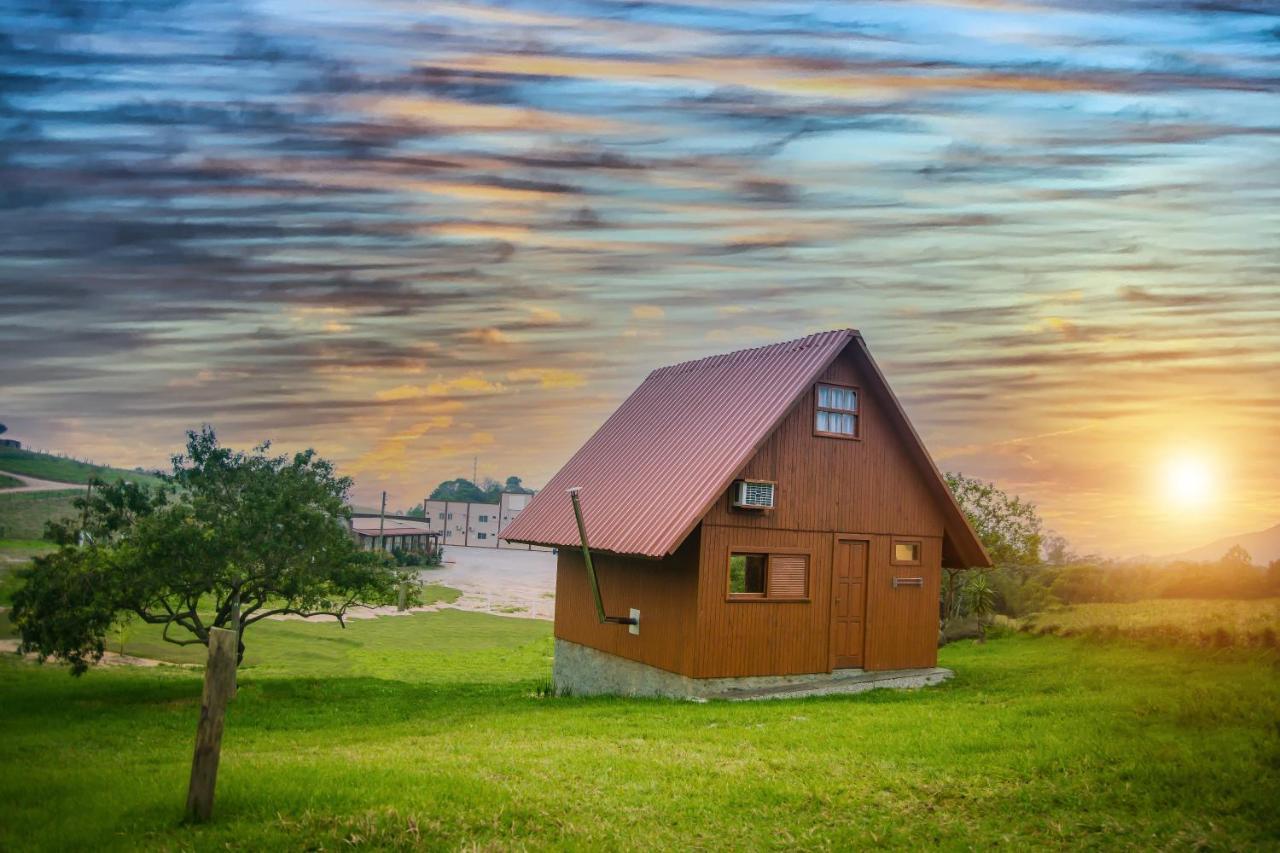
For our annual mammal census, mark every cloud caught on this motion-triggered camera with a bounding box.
[376,375,505,401]
[506,368,587,389]
[524,306,563,325]
[3,0,1277,557]
[705,325,781,342]
[630,305,666,320]
[349,414,457,475]
[459,328,513,346]
[1119,286,1219,308]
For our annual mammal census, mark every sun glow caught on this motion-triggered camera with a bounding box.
[1163,455,1215,509]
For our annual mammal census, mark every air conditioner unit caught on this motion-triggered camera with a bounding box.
[732,479,775,510]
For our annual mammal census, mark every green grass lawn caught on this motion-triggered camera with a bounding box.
[1023,598,1280,648]
[0,472,21,489]
[0,489,82,540]
[102,584,467,669]
[0,614,1276,850]
[0,446,164,487]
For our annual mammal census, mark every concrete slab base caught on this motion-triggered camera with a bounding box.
[553,638,953,700]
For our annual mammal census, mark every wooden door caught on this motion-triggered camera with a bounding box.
[830,537,868,669]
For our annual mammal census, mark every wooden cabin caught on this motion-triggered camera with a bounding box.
[501,329,990,697]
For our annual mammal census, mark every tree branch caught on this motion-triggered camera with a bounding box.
[243,606,347,627]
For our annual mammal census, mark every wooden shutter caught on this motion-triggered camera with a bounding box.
[767,554,808,598]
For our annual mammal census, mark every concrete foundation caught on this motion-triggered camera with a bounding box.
[553,638,952,701]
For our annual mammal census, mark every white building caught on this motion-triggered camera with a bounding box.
[419,491,547,550]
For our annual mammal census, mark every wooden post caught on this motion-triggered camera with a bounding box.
[185,627,237,823]
[228,586,240,700]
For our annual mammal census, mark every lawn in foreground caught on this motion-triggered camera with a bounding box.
[0,615,1276,851]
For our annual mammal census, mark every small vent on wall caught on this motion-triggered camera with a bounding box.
[732,479,775,510]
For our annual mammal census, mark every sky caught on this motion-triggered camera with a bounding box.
[1,0,1277,557]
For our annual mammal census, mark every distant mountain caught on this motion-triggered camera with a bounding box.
[1170,522,1280,565]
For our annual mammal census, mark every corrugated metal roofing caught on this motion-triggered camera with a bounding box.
[500,329,858,558]
[352,522,433,535]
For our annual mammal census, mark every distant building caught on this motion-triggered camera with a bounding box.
[0,439,20,449]
[349,520,440,556]
[419,491,548,550]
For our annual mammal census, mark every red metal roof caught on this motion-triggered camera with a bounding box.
[500,329,859,558]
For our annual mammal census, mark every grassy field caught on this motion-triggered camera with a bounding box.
[0,540,56,615]
[0,472,21,489]
[0,446,164,487]
[0,489,82,540]
[1023,598,1280,649]
[100,584,467,668]
[1,612,1277,850]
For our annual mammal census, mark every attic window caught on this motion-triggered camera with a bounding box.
[815,383,859,438]
[728,552,810,600]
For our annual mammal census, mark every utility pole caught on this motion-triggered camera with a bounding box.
[78,479,93,546]
[378,490,387,552]
[472,455,478,485]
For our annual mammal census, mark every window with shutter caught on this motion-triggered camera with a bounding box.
[766,554,808,598]
[727,551,809,600]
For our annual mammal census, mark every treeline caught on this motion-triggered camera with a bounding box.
[988,546,1280,618]
[943,472,1280,636]
[412,475,534,510]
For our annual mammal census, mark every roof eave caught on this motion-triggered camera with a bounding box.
[498,537,665,560]
[850,337,993,570]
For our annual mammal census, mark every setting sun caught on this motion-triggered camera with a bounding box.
[1164,455,1215,509]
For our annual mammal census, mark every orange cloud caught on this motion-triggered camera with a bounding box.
[459,327,512,346]
[631,305,665,320]
[506,367,587,389]
[376,375,504,401]
[362,96,634,134]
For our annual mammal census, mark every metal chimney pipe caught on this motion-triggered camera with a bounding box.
[568,487,636,626]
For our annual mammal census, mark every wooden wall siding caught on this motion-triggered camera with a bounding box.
[695,526,942,677]
[685,347,952,678]
[694,525,833,678]
[699,350,946,541]
[863,534,942,670]
[554,529,701,676]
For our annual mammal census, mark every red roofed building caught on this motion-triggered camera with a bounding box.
[502,330,990,698]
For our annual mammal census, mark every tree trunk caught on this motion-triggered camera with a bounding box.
[184,627,237,823]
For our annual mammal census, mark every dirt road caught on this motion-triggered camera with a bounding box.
[0,470,82,493]
[425,546,557,620]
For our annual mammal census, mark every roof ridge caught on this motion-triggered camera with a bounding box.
[650,328,858,377]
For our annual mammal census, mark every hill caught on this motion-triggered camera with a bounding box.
[0,447,164,488]
[0,491,82,539]
[1171,522,1280,565]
